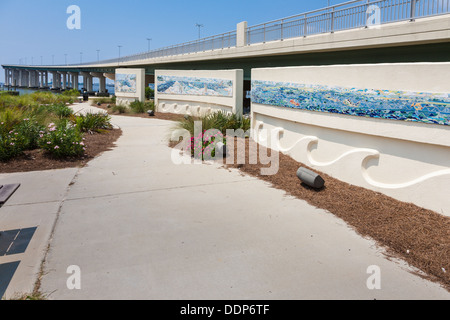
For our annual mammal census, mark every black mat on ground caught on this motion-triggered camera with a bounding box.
[0,261,20,299]
[0,227,37,256]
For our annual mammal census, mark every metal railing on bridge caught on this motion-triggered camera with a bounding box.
[66,0,449,66]
[246,0,449,44]
[86,30,237,66]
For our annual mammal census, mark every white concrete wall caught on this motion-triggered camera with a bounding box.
[155,69,243,117]
[115,68,145,106]
[251,63,450,216]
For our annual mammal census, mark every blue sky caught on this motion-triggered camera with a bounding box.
[0,0,335,82]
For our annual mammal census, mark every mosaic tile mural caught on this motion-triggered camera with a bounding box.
[116,74,137,93]
[251,80,450,125]
[157,76,233,97]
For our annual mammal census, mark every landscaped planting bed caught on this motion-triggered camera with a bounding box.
[0,91,122,173]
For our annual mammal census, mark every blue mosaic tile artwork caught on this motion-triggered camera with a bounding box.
[251,80,450,125]
[115,74,137,93]
[157,76,233,97]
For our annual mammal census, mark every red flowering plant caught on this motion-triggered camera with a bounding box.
[190,129,226,160]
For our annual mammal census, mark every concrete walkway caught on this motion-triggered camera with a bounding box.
[1,103,449,299]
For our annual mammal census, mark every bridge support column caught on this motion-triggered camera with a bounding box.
[58,72,67,90]
[18,70,22,87]
[70,72,79,90]
[7,69,12,86]
[34,71,39,88]
[40,72,45,88]
[28,70,33,88]
[51,71,58,90]
[80,72,88,92]
[6,69,12,86]
[11,69,17,87]
[84,75,92,92]
[90,72,107,93]
[22,70,28,88]
[32,71,38,88]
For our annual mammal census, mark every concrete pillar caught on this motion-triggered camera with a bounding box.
[31,71,36,87]
[59,72,67,90]
[22,71,27,88]
[18,70,23,87]
[87,75,93,92]
[40,72,44,88]
[237,21,248,47]
[6,69,10,86]
[33,71,38,87]
[16,70,21,87]
[99,76,106,93]
[91,72,106,93]
[28,70,33,87]
[11,69,17,87]
[45,71,48,87]
[71,72,79,90]
[80,72,93,92]
[6,69,11,86]
[51,72,57,89]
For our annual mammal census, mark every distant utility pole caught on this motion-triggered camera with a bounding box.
[118,45,122,66]
[195,23,204,39]
[147,38,152,51]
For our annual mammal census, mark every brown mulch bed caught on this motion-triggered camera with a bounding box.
[94,103,186,122]
[0,129,122,174]
[182,137,450,290]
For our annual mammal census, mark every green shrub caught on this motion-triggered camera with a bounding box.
[0,92,75,110]
[50,103,73,119]
[0,107,27,133]
[190,130,226,160]
[62,89,80,97]
[90,97,115,106]
[145,101,155,112]
[145,87,154,100]
[0,128,26,161]
[175,111,250,136]
[15,118,45,150]
[129,101,144,114]
[112,104,127,114]
[38,120,85,158]
[71,112,112,133]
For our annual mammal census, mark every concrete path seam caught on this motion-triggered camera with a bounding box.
[64,177,258,202]
[32,168,82,294]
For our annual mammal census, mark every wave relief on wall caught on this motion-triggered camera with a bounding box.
[251,81,450,125]
[157,76,233,97]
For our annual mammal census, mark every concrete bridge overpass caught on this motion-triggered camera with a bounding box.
[3,0,450,93]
